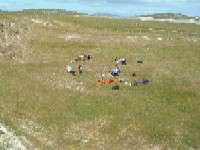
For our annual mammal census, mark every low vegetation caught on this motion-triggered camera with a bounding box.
[0,10,200,149]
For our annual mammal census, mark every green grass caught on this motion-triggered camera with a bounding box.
[0,10,200,149]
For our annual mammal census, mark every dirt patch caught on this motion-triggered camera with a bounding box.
[59,34,81,41]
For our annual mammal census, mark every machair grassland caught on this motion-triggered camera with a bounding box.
[0,10,200,149]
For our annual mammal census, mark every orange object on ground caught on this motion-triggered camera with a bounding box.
[98,79,114,84]
[98,79,105,83]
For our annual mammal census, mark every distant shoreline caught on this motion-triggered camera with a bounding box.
[135,17,200,25]
[1,9,200,25]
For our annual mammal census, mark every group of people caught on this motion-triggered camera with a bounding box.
[115,57,127,65]
[75,54,92,61]
[112,76,149,90]
[66,54,92,75]
[66,65,84,76]
[110,57,150,90]
[66,54,150,90]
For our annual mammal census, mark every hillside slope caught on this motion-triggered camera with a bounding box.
[0,10,200,149]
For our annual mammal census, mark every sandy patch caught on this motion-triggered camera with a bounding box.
[59,34,81,41]
[31,19,52,27]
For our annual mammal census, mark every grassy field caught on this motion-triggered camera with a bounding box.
[0,10,200,149]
